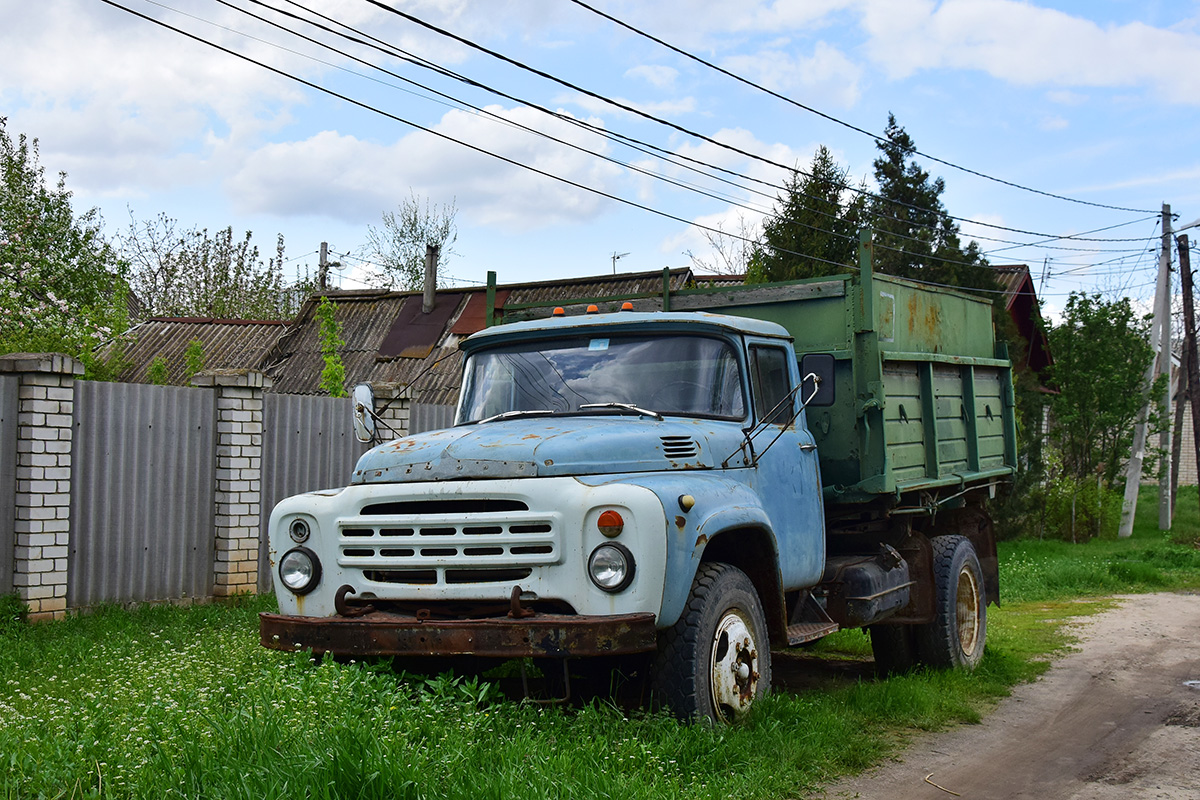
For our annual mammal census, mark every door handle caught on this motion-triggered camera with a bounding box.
[798,443,817,452]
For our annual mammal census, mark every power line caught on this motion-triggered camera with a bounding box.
[103,0,1161,289]
[166,0,1159,259]
[565,0,1155,215]
[358,0,1154,242]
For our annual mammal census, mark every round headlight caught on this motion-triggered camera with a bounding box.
[279,547,321,595]
[588,543,635,592]
[288,518,311,543]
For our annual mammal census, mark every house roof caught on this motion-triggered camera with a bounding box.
[261,268,699,402]
[991,264,1052,375]
[109,317,289,386]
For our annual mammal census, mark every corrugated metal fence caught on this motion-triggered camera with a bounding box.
[411,402,456,435]
[69,382,217,607]
[258,394,368,591]
[0,375,17,596]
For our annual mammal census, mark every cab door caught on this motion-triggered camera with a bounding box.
[745,341,825,590]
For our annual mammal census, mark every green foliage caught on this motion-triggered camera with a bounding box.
[146,355,169,386]
[183,338,206,381]
[4,510,1199,800]
[0,594,26,635]
[868,114,996,293]
[1047,292,1161,488]
[748,146,864,282]
[317,295,347,397]
[0,117,130,373]
[120,212,313,320]
[1040,470,1124,542]
[362,192,458,290]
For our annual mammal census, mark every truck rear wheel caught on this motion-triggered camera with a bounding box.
[652,562,771,723]
[917,535,986,669]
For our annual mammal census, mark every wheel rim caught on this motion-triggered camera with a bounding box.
[709,609,761,722]
[955,567,981,657]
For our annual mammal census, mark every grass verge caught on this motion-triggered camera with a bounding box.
[1,488,1197,799]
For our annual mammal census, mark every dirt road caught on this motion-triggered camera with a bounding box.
[818,592,1200,800]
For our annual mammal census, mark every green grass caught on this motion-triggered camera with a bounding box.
[1,486,1197,799]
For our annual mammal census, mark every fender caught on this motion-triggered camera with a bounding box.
[578,473,781,629]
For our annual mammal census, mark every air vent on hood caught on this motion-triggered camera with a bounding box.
[661,435,699,460]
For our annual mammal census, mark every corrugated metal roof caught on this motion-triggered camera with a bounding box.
[263,269,701,400]
[109,318,288,386]
[990,265,1032,309]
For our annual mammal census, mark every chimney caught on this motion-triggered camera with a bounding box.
[423,243,439,314]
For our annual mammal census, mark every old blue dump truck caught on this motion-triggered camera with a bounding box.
[260,234,1017,722]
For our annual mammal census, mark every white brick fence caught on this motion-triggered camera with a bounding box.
[0,353,444,621]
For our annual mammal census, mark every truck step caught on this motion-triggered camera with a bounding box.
[786,620,840,646]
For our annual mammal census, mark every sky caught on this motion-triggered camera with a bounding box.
[2,0,1200,320]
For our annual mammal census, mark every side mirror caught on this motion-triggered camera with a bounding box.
[800,353,835,407]
[352,383,376,443]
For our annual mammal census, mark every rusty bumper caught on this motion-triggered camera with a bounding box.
[259,611,658,659]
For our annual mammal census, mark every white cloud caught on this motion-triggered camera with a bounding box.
[720,41,862,108]
[228,105,627,230]
[565,93,697,119]
[625,65,679,89]
[858,0,1200,103]
[1038,116,1069,132]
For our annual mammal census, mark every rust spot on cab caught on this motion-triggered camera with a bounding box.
[675,516,686,529]
[695,534,708,547]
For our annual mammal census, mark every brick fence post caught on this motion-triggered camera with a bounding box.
[192,369,268,597]
[0,353,82,621]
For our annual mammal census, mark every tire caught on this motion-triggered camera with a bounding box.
[916,535,986,669]
[868,624,918,677]
[652,562,771,723]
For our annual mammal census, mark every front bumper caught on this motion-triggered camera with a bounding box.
[259,610,658,658]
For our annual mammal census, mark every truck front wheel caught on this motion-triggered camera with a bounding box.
[917,535,986,669]
[652,562,771,723]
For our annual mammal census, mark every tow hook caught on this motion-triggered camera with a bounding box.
[508,585,536,619]
[334,584,374,617]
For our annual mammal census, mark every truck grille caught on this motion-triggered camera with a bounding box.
[338,499,560,586]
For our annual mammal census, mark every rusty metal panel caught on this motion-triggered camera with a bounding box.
[0,375,17,595]
[69,381,216,607]
[259,610,658,658]
[259,394,368,592]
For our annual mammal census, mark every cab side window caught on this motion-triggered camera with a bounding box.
[750,346,793,426]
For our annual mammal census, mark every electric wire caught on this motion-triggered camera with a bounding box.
[103,0,1162,291]
[358,0,1154,242]
[94,0,866,277]
[151,0,1160,262]
[266,0,1160,259]
[565,0,1155,215]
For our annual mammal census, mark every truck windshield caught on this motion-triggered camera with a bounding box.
[457,334,746,423]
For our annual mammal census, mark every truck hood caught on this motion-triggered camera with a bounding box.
[351,416,742,484]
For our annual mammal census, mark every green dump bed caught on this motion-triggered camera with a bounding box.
[691,269,1017,504]
[499,241,1018,505]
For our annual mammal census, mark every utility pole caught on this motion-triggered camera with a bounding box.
[1178,233,1200,520]
[1121,203,1172,537]
[1157,205,1173,530]
[318,242,341,291]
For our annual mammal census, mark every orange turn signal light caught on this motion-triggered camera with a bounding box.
[598,509,624,537]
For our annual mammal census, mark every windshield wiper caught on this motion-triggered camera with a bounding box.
[476,409,559,425]
[579,402,664,421]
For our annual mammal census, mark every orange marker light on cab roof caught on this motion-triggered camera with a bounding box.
[586,304,600,314]
[620,301,634,311]
[552,307,565,317]
[597,509,624,537]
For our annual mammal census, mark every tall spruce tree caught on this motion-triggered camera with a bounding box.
[868,114,994,292]
[749,145,864,282]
